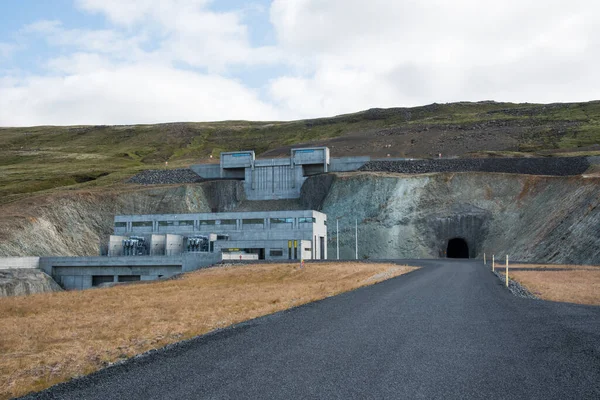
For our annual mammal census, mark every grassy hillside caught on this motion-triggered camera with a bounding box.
[1,100,599,203]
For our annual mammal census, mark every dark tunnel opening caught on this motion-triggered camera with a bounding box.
[447,238,469,259]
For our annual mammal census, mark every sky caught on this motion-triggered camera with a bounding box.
[0,0,598,126]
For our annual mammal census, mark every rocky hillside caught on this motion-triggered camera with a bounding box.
[1,169,599,264]
[0,181,244,257]
[1,100,599,203]
[304,172,600,264]
[0,270,62,297]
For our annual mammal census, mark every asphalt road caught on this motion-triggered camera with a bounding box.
[24,260,600,399]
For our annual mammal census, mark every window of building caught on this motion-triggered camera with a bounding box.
[219,219,237,226]
[298,217,316,223]
[158,220,192,228]
[114,222,127,228]
[243,218,264,227]
[199,220,216,226]
[118,275,141,282]
[271,218,294,224]
[92,275,114,287]
[132,221,153,227]
[216,234,230,241]
[270,249,284,257]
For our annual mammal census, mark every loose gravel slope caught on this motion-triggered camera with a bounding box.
[22,260,600,400]
[359,156,590,176]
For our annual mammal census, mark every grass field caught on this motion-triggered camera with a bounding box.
[501,264,600,305]
[0,262,416,399]
[1,100,599,203]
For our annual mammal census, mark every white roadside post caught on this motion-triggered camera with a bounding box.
[492,255,495,272]
[484,253,486,265]
[336,218,340,260]
[505,255,509,287]
[355,219,358,260]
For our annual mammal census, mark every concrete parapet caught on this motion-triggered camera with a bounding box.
[0,257,40,269]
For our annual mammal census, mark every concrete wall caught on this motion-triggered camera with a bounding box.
[165,234,183,256]
[0,257,40,269]
[221,151,255,169]
[222,253,259,260]
[330,157,371,172]
[114,210,327,260]
[150,234,167,256]
[39,252,221,290]
[189,148,368,200]
[190,164,221,179]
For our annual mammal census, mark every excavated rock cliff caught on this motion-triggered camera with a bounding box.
[0,181,244,256]
[311,172,600,264]
[1,172,599,265]
[0,269,62,297]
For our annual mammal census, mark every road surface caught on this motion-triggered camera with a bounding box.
[24,260,600,399]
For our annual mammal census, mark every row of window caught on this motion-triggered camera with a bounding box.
[116,217,318,229]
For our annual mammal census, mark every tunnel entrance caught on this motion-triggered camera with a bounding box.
[447,238,469,259]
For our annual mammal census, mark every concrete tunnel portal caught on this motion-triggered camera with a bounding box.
[447,238,469,259]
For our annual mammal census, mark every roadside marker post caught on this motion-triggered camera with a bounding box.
[505,255,509,287]
[492,255,495,272]
[484,253,486,265]
[355,219,358,260]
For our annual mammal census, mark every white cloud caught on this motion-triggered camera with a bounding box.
[0,1,282,126]
[75,0,281,71]
[268,0,600,118]
[0,0,599,126]
[0,63,279,126]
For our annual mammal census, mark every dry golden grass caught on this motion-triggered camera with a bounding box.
[508,263,600,271]
[0,262,416,399]
[500,269,600,306]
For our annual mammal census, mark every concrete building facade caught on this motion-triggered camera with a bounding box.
[190,147,370,200]
[112,210,328,261]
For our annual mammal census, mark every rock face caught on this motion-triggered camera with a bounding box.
[0,269,62,297]
[0,180,245,257]
[311,172,600,264]
[1,170,599,265]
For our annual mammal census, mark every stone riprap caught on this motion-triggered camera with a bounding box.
[493,271,538,300]
[359,157,590,176]
[127,169,204,185]
[0,269,62,297]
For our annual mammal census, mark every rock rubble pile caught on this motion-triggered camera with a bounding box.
[493,271,538,300]
[359,157,589,176]
[127,169,204,185]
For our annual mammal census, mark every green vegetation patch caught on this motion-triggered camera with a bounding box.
[1,100,599,202]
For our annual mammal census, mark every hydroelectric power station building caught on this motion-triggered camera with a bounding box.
[110,210,328,261]
[2,146,377,291]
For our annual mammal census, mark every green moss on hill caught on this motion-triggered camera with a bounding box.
[1,101,599,203]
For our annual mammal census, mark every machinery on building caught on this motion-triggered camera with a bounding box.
[186,235,209,252]
[122,236,147,256]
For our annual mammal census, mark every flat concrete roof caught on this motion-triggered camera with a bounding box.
[115,210,326,221]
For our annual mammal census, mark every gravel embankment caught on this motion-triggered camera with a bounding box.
[359,157,589,176]
[127,169,204,185]
[493,271,538,299]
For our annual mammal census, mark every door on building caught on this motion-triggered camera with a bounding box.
[320,236,325,260]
